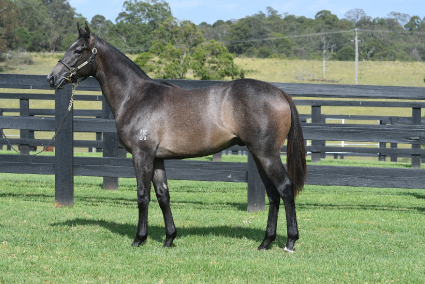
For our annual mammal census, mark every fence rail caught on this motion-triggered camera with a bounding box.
[1,74,425,211]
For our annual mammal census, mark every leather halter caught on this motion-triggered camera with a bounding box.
[58,35,98,83]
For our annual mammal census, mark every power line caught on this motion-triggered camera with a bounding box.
[220,28,425,44]
[221,30,354,44]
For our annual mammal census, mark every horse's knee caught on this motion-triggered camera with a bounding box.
[137,189,150,206]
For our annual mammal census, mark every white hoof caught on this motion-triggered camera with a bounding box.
[284,246,294,253]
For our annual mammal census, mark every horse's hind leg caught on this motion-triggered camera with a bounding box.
[251,151,299,252]
[152,159,177,247]
[255,162,281,250]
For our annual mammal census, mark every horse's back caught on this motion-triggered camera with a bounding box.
[155,79,292,158]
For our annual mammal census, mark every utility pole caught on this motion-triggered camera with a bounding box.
[355,28,358,85]
[350,28,363,85]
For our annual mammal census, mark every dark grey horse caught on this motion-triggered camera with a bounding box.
[47,23,307,252]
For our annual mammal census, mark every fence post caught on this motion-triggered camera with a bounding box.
[20,99,30,155]
[0,108,3,150]
[247,151,265,212]
[412,107,421,168]
[379,120,386,162]
[212,152,222,161]
[390,117,397,162]
[102,98,119,190]
[55,84,74,207]
[311,105,322,163]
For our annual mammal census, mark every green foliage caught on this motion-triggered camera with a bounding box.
[90,15,112,37]
[337,45,355,61]
[245,47,257,58]
[135,18,244,80]
[112,0,172,52]
[0,0,19,52]
[257,46,273,58]
[1,1,425,62]
[13,27,31,50]
[192,40,245,80]
[404,15,423,31]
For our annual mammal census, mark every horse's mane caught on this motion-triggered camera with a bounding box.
[99,36,152,80]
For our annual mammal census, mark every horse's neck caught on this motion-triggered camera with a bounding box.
[94,41,151,118]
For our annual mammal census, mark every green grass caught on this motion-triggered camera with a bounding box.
[234,58,425,87]
[1,169,424,283]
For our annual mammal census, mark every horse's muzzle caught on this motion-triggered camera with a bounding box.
[47,73,66,89]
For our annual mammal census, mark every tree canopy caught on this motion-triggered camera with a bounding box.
[134,17,244,80]
[1,1,425,64]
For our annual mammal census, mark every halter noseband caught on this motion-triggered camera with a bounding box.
[58,35,98,84]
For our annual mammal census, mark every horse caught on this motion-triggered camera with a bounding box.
[47,23,307,253]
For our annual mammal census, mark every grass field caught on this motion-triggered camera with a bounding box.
[1,55,425,282]
[0,170,424,283]
[2,52,425,87]
[235,58,425,87]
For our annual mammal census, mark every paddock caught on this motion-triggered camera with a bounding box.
[1,74,425,211]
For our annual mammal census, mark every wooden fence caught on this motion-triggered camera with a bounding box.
[1,74,425,211]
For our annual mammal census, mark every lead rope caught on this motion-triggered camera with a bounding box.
[1,82,79,156]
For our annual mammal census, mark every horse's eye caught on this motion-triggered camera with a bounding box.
[74,49,83,55]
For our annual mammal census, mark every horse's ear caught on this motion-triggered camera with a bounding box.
[77,22,85,37]
[84,22,92,37]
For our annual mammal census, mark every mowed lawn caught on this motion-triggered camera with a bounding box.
[0,171,424,283]
[1,54,425,282]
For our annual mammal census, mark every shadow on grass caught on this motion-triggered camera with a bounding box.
[1,190,424,213]
[50,217,287,249]
[401,192,425,200]
[0,192,248,211]
[298,202,425,213]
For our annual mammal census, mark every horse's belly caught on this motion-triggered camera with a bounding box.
[156,129,236,159]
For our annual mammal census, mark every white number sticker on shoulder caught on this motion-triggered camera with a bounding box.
[139,129,147,140]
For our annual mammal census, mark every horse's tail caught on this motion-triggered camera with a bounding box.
[283,92,307,198]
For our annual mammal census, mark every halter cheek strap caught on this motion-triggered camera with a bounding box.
[58,35,98,83]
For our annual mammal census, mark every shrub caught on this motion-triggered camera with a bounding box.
[257,46,273,58]
[337,46,355,61]
[245,47,257,58]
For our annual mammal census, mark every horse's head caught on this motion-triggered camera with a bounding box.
[47,22,98,89]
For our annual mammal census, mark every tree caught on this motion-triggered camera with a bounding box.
[257,46,273,58]
[404,16,422,31]
[0,0,18,51]
[319,36,336,79]
[91,15,112,37]
[226,15,270,54]
[192,39,245,80]
[112,0,172,51]
[344,8,367,25]
[268,32,293,57]
[337,46,355,60]
[387,11,410,27]
[134,18,244,80]
[41,0,76,51]
[14,0,51,51]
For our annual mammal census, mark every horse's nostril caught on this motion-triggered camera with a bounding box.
[47,75,55,85]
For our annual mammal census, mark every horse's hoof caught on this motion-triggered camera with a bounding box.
[132,236,147,247]
[163,240,174,248]
[284,246,295,253]
[257,245,269,250]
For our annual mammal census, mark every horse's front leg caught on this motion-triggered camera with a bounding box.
[152,159,177,247]
[131,150,155,247]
